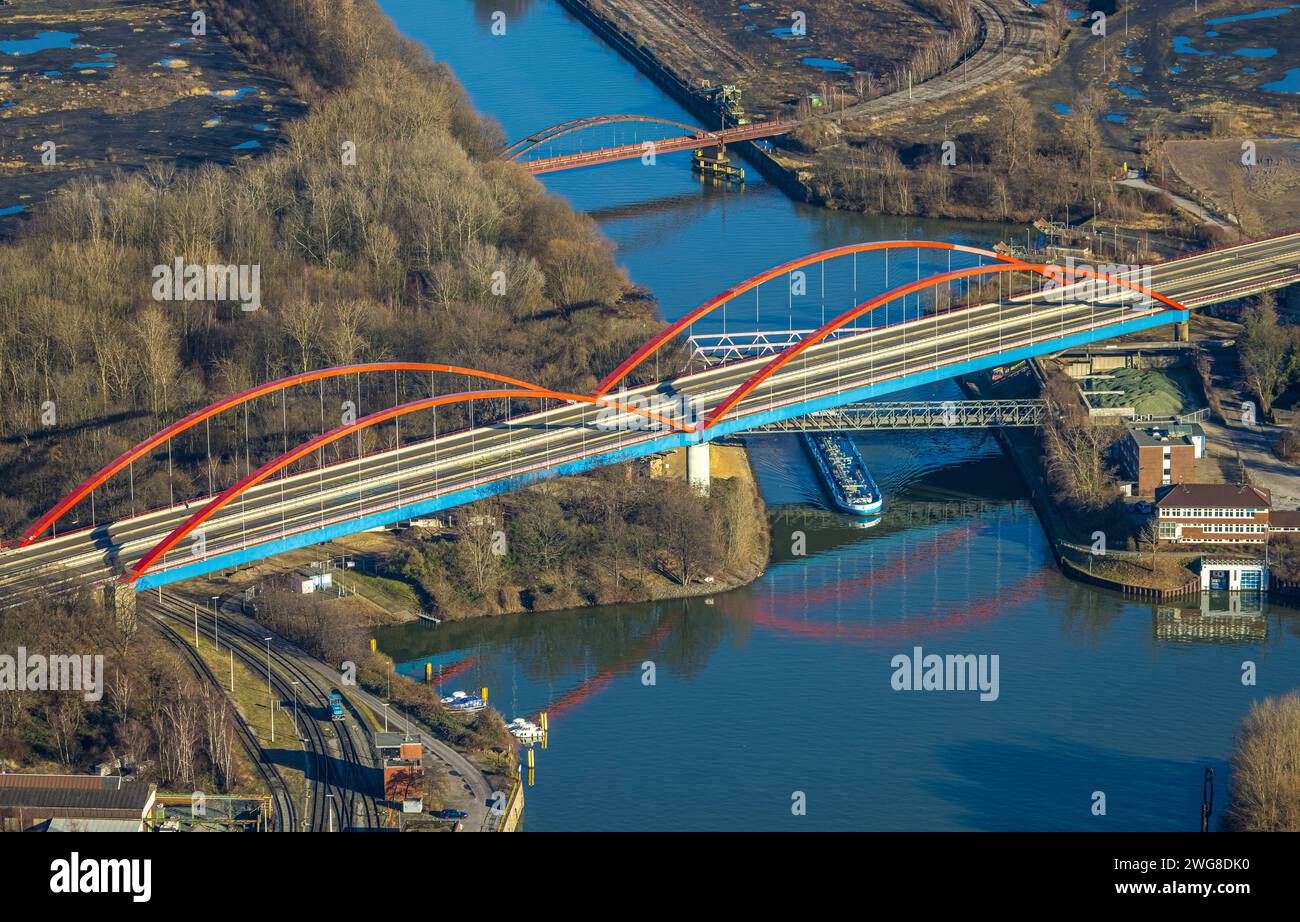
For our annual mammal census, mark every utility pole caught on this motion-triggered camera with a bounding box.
[265,636,274,743]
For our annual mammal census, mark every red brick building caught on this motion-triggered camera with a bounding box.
[1119,424,1203,497]
[1270,510,1300,534]
[1154,483,1272,544]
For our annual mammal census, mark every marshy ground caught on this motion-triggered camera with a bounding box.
[582,0,962,117]
[997,0,1300,233]
[0,0,304,234]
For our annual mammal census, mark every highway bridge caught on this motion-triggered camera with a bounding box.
[3,232,1299,604]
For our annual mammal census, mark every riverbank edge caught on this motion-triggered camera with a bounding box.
[551,0,1191,603]
[958,367,1204,601]
[550,0,1039,224]
[401,442,773,625]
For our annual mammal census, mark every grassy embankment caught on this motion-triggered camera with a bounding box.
[185,621,311,816]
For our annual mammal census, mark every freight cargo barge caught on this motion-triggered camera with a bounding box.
[801,432,884,516]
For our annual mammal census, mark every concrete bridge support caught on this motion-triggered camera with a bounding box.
[105,583,137,636]
[687,441,711,495]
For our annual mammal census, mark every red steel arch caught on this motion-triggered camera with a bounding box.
[505,114,719,160]
[700,261,1190,430]
[126,386,695,582]
[20,363,552,548]
[592,241,1028,397]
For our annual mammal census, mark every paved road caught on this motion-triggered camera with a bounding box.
[2,232,1300,603]
[1120,177,1231,230]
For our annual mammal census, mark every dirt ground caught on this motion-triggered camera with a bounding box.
[180,530,417,627]
[1164,139,1300,237]
[1196,328,1300,512]
[0,0,303,235]
[1015,0,1300,226]
[584,0,958,117]
[650,440,752,479]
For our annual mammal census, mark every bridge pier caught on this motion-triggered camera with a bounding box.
[691,143,744,184]
[105,583,138,636]
[687,441,711,495]
[1175,319,1189,342]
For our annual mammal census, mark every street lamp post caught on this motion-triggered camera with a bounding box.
[381,702,389,732]
[291,680,300,740]
[264,636,274,743]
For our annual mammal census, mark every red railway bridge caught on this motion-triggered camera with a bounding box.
[503,114,796,174]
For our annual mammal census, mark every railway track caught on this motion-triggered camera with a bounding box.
[146,606,298,832]
[147,591,380,831]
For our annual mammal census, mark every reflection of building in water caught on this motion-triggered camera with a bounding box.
[1154,592,1267,642]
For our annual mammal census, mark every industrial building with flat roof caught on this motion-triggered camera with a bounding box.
[1119,422,1205,497]
[0,773,156,832]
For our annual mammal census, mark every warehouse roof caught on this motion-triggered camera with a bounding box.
[0,773,156,817]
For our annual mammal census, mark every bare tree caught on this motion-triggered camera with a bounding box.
[1227,692,1300,831]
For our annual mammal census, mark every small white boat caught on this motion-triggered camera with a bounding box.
[507,718,545,742]
[441,690,487,712]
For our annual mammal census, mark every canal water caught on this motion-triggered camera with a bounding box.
[373,0,1300,830]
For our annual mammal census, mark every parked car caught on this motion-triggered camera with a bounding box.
[433,808,468,820]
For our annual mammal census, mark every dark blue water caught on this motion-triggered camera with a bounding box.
[374,0,1300,830]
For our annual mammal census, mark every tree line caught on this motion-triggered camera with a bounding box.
[398,464,768,619]
[0,0,664,538]
[0,593,240,792]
